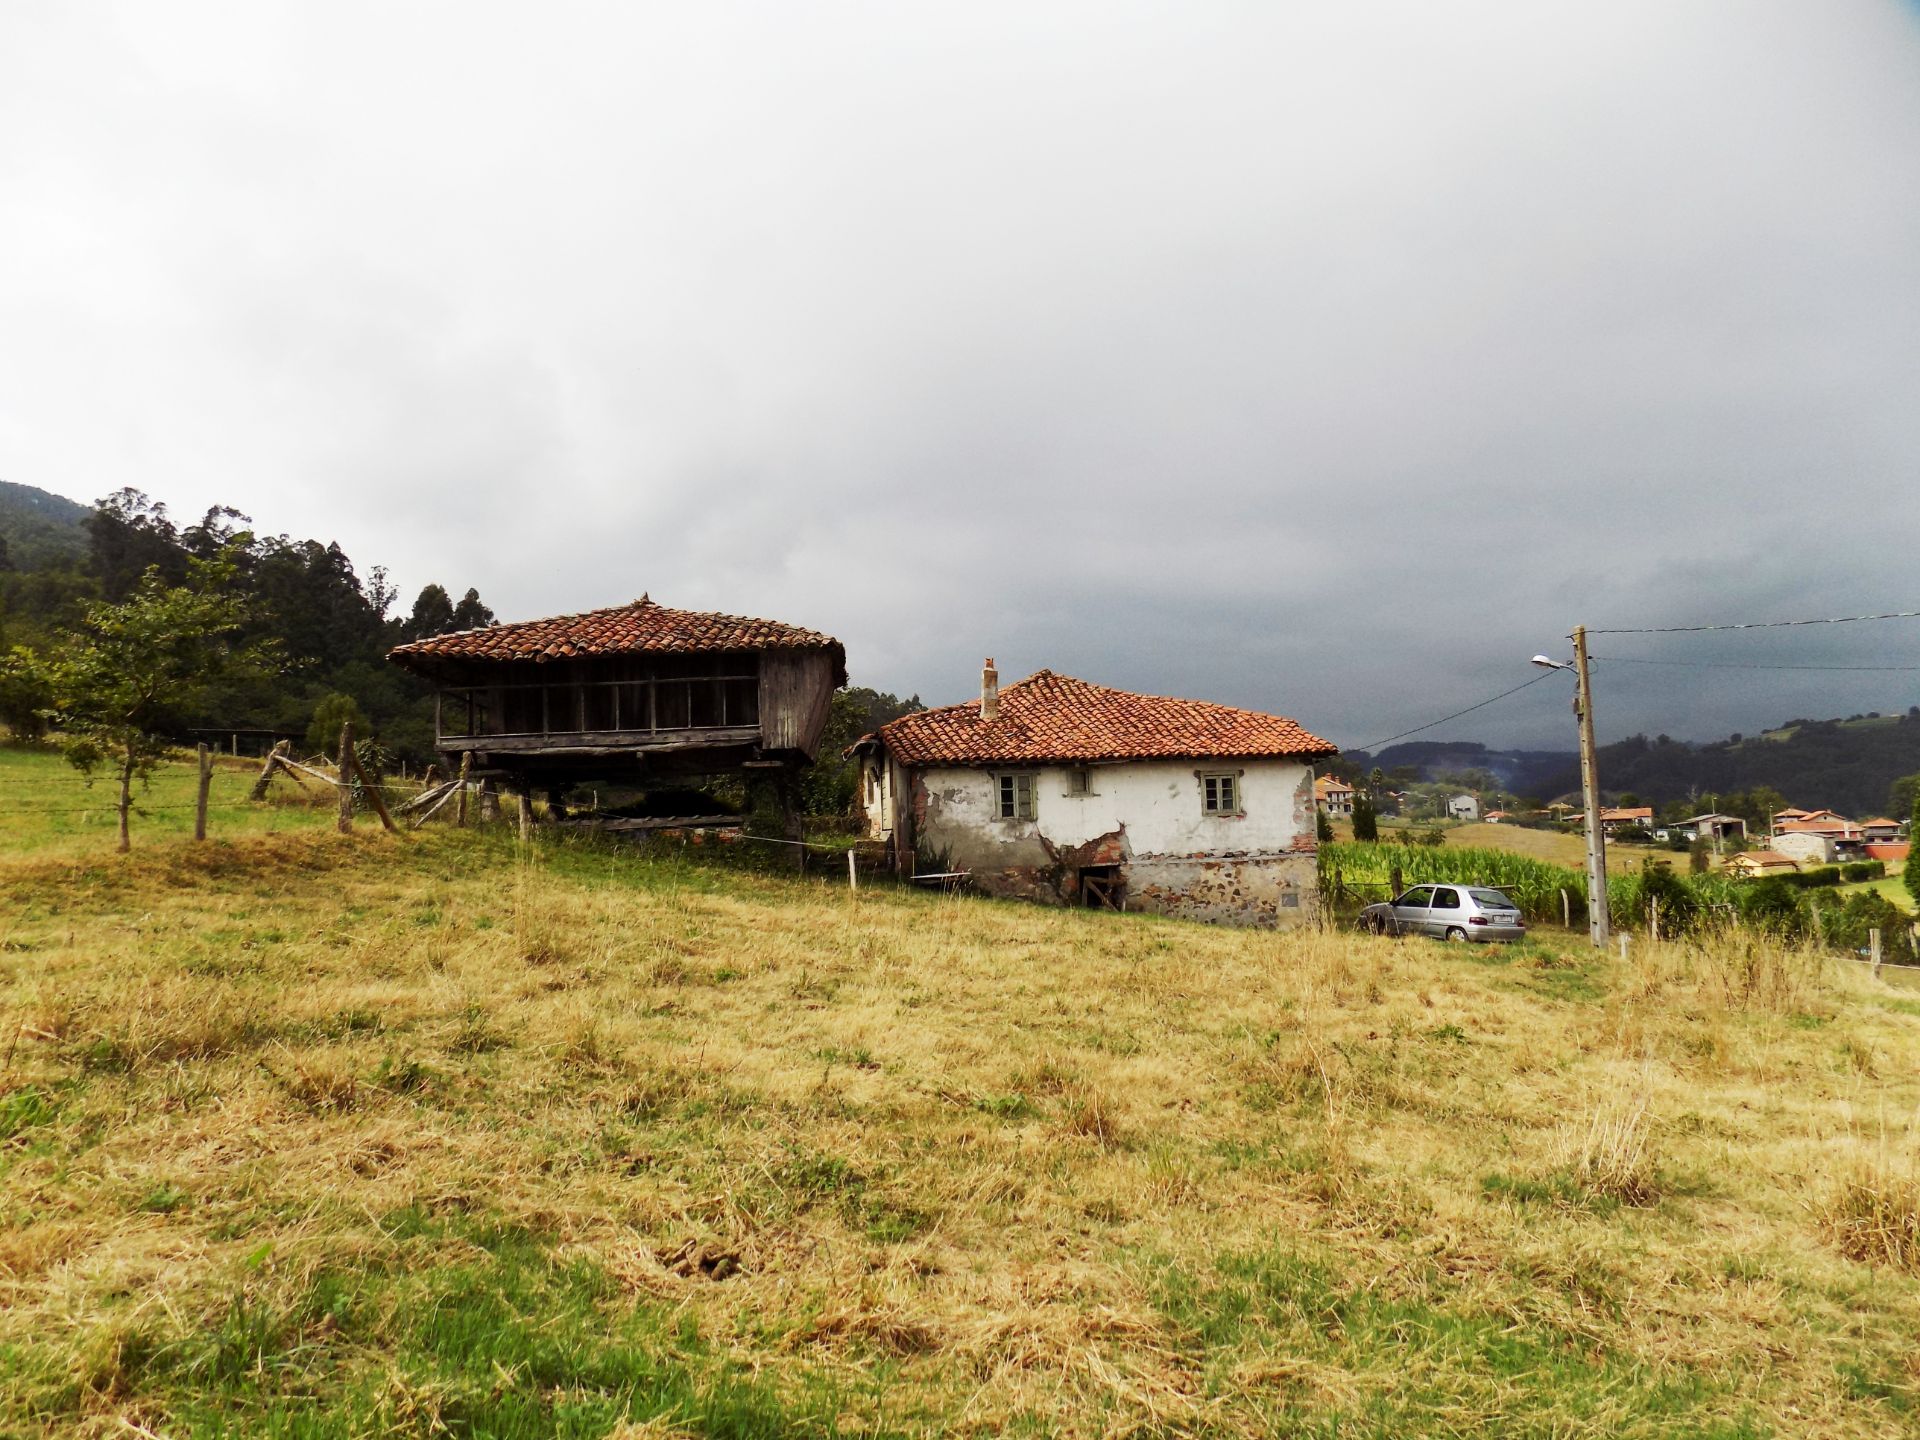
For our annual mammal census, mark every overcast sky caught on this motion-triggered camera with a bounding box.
[3,2,1918,751]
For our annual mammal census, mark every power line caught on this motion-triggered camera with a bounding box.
[1346,670,1560,754]
[1593,655,1920,674]
[1588,607,1920,636]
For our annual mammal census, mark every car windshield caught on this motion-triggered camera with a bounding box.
[1468,888,1515,909]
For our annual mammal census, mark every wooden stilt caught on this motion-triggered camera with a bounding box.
[455,751,472,826]
[480,778,500,823]
[336,722,355,834]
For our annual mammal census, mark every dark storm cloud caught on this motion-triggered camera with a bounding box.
[2,1,1917,750]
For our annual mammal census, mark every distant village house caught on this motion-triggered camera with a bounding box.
[1446,794,1480,821]
[851,661,1336,926]
[1314,775,1355,816]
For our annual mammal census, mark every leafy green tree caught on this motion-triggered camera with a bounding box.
[1352,792,1378,843]
[33,558,276,851]
[406,584,456,640]
[0,645,53,739]
[1909,794,1920,910]
[307,693,370,761]
[1316,810,1334,843]
[449,587,495,632]
[1688,836,1710,874]
[1888,773,1920,823]
[1739,878,1807,938]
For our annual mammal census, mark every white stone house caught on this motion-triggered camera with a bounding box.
[851,661,1337,926]
[1314,775,1355,816]
[1447,794,1480,821]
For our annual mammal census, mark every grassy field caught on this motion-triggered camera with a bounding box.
[5,745,1920,1436]
[1836,874,1916,915]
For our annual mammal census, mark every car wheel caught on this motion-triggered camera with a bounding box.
[1366,915,1387,936]
[1444,927,1468,943]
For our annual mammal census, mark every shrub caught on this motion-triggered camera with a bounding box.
[1630,861,1699,936]
[1841,861,1886,883]
[1781,866,1842,890]
[1351,794,1378,843]
[1737,879,1808,939]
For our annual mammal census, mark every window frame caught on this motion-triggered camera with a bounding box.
[1064,766,1096,798]
[995,771,1037,822]
[1198,769,1245,818]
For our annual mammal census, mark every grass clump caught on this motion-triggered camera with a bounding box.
[1820,1153,1920,1273]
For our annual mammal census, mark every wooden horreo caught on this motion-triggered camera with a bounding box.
[387,596,845,805]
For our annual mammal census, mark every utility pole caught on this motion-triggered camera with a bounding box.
[1572,625,1610,948]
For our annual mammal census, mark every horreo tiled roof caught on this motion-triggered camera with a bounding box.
[874,670,1336,766]
[388,596,844,673]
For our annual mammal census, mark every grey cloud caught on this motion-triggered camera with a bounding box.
[1,1,1917,752]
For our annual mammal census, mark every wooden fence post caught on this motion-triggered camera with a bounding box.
[455,751,472,827]
[346,744,398,834]
[1389,863,1403,897]
[517,789,534,841]
[248,740,289,802]
[479,778,499,823]
[1560,888,1571,929]
[1618,933,1631,962]
[1870,928,1883,979]
[194,743,212,841]
[847,850,858,893]
[336,721,355,834]
[1650,899,1661,945]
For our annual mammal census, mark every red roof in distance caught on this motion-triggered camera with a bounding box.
[875,670,1336,766]
[389,596,845,680]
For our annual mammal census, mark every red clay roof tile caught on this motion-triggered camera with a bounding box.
[876,670,1336,766]
[388,597,844,673]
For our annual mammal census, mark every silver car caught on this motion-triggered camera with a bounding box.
[1359,884,1527,943]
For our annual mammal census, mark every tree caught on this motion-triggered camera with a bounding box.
[449,587,495,632]
[307,693,370,761]
[406,584,456,640]
[1888,773,1920,823]
[0,646,53,739]
[1316,810,1334,843]
[1352,792,1378,842]
[33,558,276,851]
[1909,794,1920,911]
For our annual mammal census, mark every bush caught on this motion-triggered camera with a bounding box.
[306,693,369,761]
[1738,879,1808,938]
[1631,861,1699,936]
[1910,795,1920,910]
[1821,892,1918,965]
[1351,794,1378,843]
[1841,861,1886,883]
[1316,811,1333,843]
[1781,866,1842,890]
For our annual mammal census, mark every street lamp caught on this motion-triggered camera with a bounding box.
[1532,628,1610,948]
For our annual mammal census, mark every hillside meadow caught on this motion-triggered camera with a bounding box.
[3,747,1920,1436]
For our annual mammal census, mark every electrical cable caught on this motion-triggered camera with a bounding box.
[1587,608,1920,636]
[1346,670,1561,754]
[1591,655,1920,673]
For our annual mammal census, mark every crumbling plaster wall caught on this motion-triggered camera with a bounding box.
[911,760,1320,924]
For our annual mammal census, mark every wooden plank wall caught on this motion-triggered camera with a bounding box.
[759,651,837,757]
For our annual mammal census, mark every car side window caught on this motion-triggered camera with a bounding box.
[1396,887,1434,908]
[1431,887,1460,909]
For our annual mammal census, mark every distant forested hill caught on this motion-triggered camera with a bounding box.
[0,480,89,567]
[1529,713,1920,816]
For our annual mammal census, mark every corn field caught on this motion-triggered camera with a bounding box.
[1319,841,1587,923]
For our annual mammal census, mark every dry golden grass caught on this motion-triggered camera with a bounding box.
[3,797,1920,1435]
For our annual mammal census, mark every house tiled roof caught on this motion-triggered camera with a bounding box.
[874,670,1336,767]
[389,596,845,675]
[1729,850,1797,869]
[1314,775,1353,794]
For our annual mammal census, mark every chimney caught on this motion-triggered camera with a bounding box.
[980,657,1000,722]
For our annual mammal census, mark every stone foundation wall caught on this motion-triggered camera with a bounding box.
[1121,853,1319,927]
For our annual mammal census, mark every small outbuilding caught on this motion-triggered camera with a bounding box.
[851,660,1337,926]
[1724,850,1800,879]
